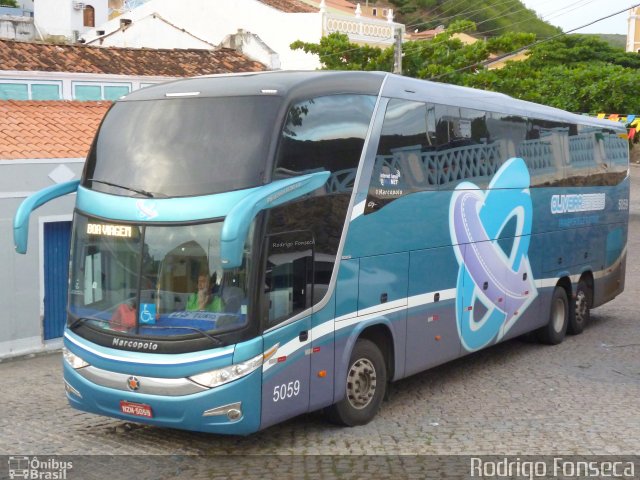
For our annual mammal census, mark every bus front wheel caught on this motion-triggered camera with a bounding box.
[326,338,387,427]
[537,286,569,345]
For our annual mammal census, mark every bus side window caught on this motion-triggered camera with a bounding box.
[263,231,315,327]
[525,119,567,187]
[566,123,596,187]
[365,99,431,214]
[600,127,629,185]
[273,94,376,192]
[268,94,375,312]
[487,112,527,181]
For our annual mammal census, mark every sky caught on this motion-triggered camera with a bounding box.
[520,0,636,35]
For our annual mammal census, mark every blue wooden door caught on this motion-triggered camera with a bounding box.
[44,221,72,340]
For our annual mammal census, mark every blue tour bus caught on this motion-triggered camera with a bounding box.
[14,71,629,434]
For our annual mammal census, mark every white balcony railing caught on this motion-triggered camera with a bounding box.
[322,11,403,46]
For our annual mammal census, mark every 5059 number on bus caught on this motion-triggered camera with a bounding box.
[273,380,300,402]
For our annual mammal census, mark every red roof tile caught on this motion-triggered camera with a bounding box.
[0,39,267,76]
[258,0,317,13]
[0,101,111,160]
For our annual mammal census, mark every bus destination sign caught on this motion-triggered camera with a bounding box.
[87,223,133,238]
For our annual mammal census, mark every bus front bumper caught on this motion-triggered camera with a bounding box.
[63,362,262,435]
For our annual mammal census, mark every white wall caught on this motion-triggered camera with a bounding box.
[82,0,322,70]
[35,0,108,39]
[0,16,36,41]
[0,159,84,359]
[35,0,72,37]
[93,14,214,49]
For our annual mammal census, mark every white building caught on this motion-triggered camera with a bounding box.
[80,0,405,70]
[627,7,640,53]
[35,0,109,41]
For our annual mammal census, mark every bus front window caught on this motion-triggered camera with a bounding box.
[68,214,252,340]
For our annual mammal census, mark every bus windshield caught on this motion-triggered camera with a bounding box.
[83,96,283,197]
[68,213,252,340]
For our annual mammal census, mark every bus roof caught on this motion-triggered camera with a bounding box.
[123,71,625,133]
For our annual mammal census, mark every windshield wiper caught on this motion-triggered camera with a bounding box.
[137,325,224,346]
[87,178,158,198]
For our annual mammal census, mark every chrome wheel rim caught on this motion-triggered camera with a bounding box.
[553,297,566,333]
[346,358,377,409]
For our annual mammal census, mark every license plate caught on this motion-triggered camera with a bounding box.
[120,400,153,418]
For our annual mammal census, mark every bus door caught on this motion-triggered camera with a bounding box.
[260,231,314,429]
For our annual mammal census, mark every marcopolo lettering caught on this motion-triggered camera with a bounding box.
[112,338,159,351]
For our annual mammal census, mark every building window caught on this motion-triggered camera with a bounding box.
[83,5,95,28]
[0,83,28,100]
[31,84,61,100]
[0,81,61,100]
[104,85,130,100]
[73,82,131,101]
[75,85,101,100]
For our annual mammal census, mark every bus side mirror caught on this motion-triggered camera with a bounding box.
[13,180,80,254]
[220,171,330,269]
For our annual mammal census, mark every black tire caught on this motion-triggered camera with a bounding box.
[536,286,569,345]
[326,338,387,427]
[568,280,591,335]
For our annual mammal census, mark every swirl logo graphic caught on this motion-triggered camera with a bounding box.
[136,200,158,220]
[449,158,537,351]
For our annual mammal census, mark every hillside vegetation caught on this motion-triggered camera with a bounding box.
[387,0,561,38]
[582,34,627,50]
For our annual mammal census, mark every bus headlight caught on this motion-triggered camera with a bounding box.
[62,347,90,369]
[189,344,279,389]
[189,353,263,388]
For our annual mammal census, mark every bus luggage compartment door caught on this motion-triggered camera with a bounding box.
[406,247,461,376]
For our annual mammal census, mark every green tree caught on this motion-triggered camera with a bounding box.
[292,28,640,114]
[388,0,560,37]
[466,36,640,113]
[524,35,640,70]
[0,0,19,7]
[291,21,533,83]
[290,34,393,72]
[467,62,640,113]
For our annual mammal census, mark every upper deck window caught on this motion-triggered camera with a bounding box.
[273,94,376,190]
[83,96,282,198]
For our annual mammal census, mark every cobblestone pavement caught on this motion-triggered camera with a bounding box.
[0,173,638,468]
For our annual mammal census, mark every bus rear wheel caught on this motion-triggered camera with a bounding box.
[326,338,387,427]
[537,286,569,345]
[568,280,591,335]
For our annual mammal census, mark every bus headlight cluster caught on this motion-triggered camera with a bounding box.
[62,347,90,369]
[188,344,279,389]
[189,353,264,388]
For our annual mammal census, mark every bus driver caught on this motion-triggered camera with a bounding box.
[187,273,224,312]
